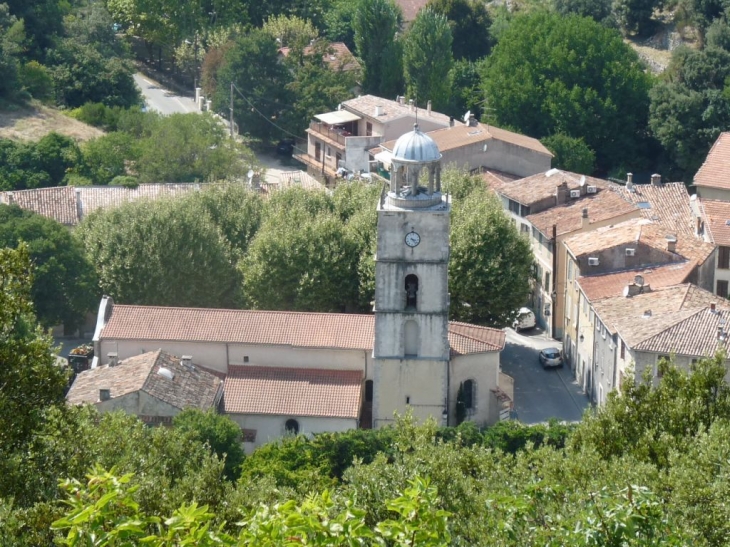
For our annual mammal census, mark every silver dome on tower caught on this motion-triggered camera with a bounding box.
[392,124,442,164]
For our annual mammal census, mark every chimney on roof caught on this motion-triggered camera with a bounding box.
[427,100,431,115]
[409,99,414,111]
[374,105,383,117]
[99,388,111,402]
[181,355,195,371]
[468,114,478,127]
[555,181,570,205]
[624,282,651,297]
[711,301,717,312]
[666,234,677,253]
[449,116,454,127]
[626,173,634,192]
[651,173,662,186]
[643,309,652,318]
[581,207,589,229]
[107,352,118,367]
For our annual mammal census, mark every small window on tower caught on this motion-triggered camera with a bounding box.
[405,274,418,310]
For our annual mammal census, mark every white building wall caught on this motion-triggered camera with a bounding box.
[98,339,371,377]
[449,352,500,426]
[373,357,448,428]
[228,413,358,453]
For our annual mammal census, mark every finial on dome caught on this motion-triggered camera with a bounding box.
[413,123,419,131]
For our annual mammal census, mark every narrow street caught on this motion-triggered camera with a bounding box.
[134,73,198,115]
[500,327,590,424]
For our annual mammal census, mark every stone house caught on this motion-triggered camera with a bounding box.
[66,349,223,425]
[693,132,730,201]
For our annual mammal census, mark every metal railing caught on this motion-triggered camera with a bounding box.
[308,121,350,146]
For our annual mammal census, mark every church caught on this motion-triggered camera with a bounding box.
[85,126,508,451]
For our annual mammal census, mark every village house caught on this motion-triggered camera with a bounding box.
[371,118,552,179]
[562,216,716,397]
[490,169,641,338]
[692,132,730,201]
[66,349,223,425]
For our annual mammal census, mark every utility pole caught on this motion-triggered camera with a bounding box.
[229,82,234,139]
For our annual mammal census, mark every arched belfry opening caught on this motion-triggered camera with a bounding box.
[405,274,419,310]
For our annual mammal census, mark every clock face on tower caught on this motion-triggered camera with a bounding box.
[405,231,421,247]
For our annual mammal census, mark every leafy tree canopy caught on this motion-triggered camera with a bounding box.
[426,0,492,61]
[541,133,596,174]
[403,8,454,112]
[0,204,98,330]
[482,11,652,174]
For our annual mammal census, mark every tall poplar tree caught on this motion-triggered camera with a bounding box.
[353,0,403,97]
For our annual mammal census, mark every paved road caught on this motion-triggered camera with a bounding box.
[134,73,198,115]
[501,327,590,423]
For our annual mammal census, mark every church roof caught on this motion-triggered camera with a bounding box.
[99,305,505,355]
[223,366,362,419]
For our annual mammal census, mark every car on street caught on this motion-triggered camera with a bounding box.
[276,138,295,156]
[539,347,563,369]
[512,307,536,332]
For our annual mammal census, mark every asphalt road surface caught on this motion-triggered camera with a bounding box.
[134,73,198,115]
[501,327,590,423]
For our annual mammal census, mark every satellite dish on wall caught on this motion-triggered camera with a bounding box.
[463,110,471,123]
[579,175,586,186]
[483,144,488,152]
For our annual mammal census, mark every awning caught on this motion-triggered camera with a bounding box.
[315,110,361,125]
[374,150,392,169]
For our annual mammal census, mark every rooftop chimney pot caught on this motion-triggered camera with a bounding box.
[107,352,118,367]
[711,302,717,312]
[427,100,432,115]
[651,173,662,186]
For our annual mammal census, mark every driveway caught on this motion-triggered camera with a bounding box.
[134,73,198,115]
[501,327,590,423]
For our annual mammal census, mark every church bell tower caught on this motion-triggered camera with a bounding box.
[372,124,451,428]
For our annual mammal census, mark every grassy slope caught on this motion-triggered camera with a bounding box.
[0,102,103,142]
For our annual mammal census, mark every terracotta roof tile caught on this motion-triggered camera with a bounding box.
[694,132,730,190]
[481,170,521,187]
[527,187,638,237]
[67,350,222,410]
[495,170,608,207]
[100,305,505,355]
[0,186,78,225]
[77,184,201,218]
[279,42,361,73]
[609,182,695,238]
[379,122,551,156]
[631,307,730,355]
[698,198,730,246]
[564,217,714,265]
[578,262,697,302]
[223,366,362,418]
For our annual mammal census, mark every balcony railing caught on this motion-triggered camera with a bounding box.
[308,121,352,146]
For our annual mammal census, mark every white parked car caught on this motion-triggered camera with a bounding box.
[512,307,536,332]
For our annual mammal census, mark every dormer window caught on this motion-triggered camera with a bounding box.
[405,274,418,310]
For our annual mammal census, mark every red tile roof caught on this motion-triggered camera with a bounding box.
[609,182,695,238]
[223,366,362,418]
[395,0,429,21]
[527,188,638,237]
[494,170,608,207]
[0,186,78,225]
[99,305,506,355]
[278,42,361,73]
[67,350,222,410]
[694,132,730,190]
[577,262,697,302]
[698,198,730,246]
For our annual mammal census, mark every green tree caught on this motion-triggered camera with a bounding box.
[649,46,730,180]
[136,113,256,183]
[426,0,492,61]
[541,133,595,174]
[0,245,69,455]
[212,29,292,141]
[283,41,359,135]
[76,197,239,308]
[18,61,54,102]
[482,11,652,173]
[0,205,98,330]
[0,4,24,103]
[5,0,64,59]
[323,0,359,51]
[706,17,730,50]
[552,0,614,24]
[239,210,360,312]
[0,132,84,190]
[447,172,534,326]
[353,0,403,97]
[173,409,245,481]
[612,0,661,35]
[262,14,318,48]
[82,132,139,185]
[403,8,453,111]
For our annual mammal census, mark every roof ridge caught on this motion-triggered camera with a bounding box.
[629,306,711,348]
[113,304,374,318]
[140,349,165,397]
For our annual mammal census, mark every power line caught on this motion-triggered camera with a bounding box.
[230,82,300,139]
